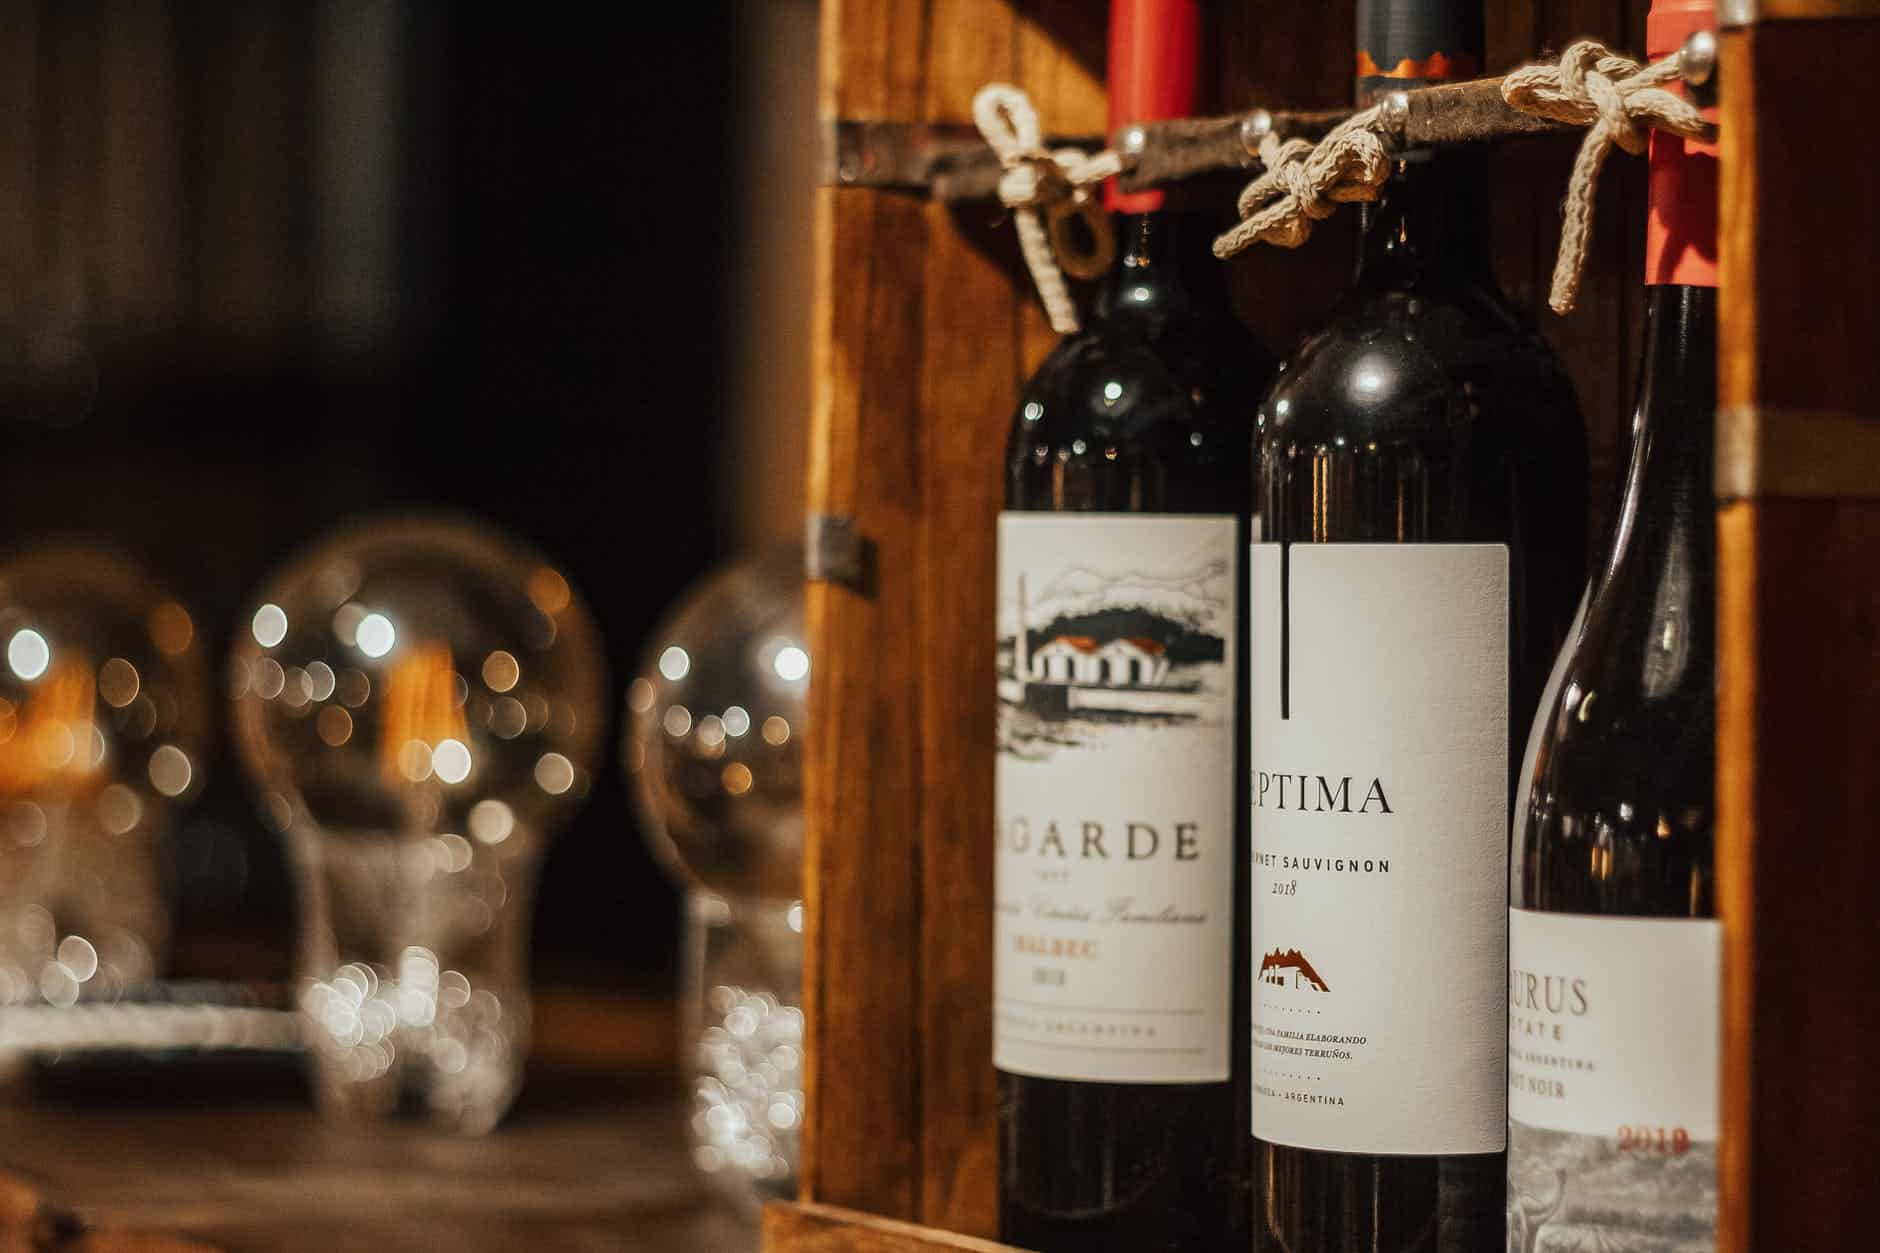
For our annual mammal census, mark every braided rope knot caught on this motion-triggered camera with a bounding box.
[973,83,1123,335]
[1212,106,1393,258]
[1502,40,1715,312]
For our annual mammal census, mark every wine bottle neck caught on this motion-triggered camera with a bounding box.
[1355,0,1484,103]
[1604,285,1716,581]
[1096,211,1227,325]
[1351,1,1486,285]
[1354,151,1489,285]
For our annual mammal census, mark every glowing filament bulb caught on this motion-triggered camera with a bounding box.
[378,641,471,788]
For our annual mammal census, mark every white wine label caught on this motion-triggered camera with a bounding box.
[994,513,1238,1084]
[1249,542,1509,1155]
[1508,908,1721,1247]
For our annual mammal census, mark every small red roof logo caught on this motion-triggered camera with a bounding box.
[1259,948,1330,992]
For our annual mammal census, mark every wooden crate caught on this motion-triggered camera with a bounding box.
[775,2,1880,1250]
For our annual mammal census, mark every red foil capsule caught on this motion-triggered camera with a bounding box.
[1105,0,1201,214]
[1646,0,1719,288]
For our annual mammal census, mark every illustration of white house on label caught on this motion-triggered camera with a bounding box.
[1024,617,1172,688]
[997,544,1230,752]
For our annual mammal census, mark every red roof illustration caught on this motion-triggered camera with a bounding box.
[1042,634,1100,653]
[1121,636,1165,656]
[1259,948,1330,992]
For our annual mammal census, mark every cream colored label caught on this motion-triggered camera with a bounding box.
[1507,908,1720,1247]
[994,513,1237,1084]
[1249,542,1509,1155]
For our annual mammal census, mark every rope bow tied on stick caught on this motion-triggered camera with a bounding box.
[1212,106,1394,259]
[1502,40,1715,313]
[972,84,1123,335]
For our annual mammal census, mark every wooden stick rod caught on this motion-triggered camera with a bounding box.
[821,77,1571,201]
[1123,79,1564,190]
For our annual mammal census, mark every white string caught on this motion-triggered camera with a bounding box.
[1211,105,1394,258]
[973,83,1123,335]
[1502,40,1715,313]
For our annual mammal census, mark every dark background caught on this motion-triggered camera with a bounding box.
[0,3,752,995]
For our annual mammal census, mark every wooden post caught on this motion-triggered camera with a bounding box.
[795,0,1102,1239]
[1716,6,1880,1252]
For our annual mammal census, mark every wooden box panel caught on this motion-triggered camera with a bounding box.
[799,1,1103,1238]
[1715,14,1880,1253]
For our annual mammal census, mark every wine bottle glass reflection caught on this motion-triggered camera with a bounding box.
[625,549,805,1208]
[0,547,208,1009]
[230,516,603,1134]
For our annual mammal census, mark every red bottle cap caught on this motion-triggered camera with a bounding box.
[1106,0,1202,214]
[1645,0,1718,287]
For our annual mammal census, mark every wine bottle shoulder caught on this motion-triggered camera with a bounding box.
[1005,309,1264,514]
[1259,279,1576,453]
[1513,283,1717,918]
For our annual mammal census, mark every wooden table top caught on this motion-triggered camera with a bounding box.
[0,1063,758,1253]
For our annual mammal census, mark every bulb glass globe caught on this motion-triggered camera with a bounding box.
[625,549,805,904]
[230,514,604,1133]
[0,546,209,1009]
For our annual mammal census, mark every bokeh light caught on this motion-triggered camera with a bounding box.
[0,546,210,1007]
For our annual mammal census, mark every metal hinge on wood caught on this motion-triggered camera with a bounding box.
[1716,407,1880,501]
[805,513,877,597]
[819,118,1100,200]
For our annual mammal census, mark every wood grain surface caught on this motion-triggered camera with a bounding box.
[765,1202,1026,1253]
[801,0,932,1217]
[800,0,1100,1237]
[1715,17,1880,1253]
[0,1069,750,1253]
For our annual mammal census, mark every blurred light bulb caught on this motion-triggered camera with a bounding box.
[625,549,805,902]
[228,514,606,1135]
[232,516,604,842]
[0,546,211,1005]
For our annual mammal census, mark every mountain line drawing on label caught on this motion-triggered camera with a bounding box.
[1505,1168,1566,1253]
[997,542,1231,761]
[1508,1122,1717,1253]
[1259,948,1329,992]
[1503,912,1721,1251]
